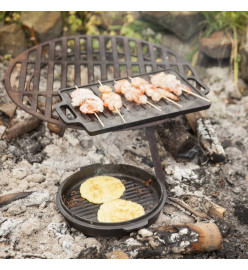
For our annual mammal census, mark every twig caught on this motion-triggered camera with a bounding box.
[168,197,209,219]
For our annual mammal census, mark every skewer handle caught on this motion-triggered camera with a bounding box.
[181,87,210,102]
[98,80,103,86]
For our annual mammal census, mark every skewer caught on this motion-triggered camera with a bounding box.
[74,84,104,127]
[128,76,180,110]
[94,112,105,127]
[98,80,126,123]
[181,87,210,102]
[162,96,183,108]
[114,106,126,123]
[146,101,162,111]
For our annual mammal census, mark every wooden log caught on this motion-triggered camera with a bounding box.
[207,201,226,219]
[105,250,130,259]
[157,119,204,161]
[0,103,17,119]
[169,197,209,219]
[111,223,222,258]
[0,192,33,207]
[186,111,208,133]
[186,112,225,163]
[47,123,66,137]
[5,117,41,142]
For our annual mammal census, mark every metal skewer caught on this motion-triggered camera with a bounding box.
[181,87,210,102]
[98,80,126,123]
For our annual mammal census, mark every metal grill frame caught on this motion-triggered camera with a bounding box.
[4,35,208,128]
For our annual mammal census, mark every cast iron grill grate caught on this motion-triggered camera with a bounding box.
[55,69,210,135]
[4,35,208,129]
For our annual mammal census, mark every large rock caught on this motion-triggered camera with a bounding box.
[0,23,26,57]
[20,11,62,42]
[199,31,232,59]
[140,11,204,40]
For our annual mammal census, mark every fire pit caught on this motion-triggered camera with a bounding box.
[4,35,211,236]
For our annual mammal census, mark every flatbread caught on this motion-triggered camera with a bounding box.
[97,199,145,222]
[79,176,125,204]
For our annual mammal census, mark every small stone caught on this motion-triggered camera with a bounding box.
[22,190,50,206]
[47,222,68,237]
[20,219,40,236]
[140,11,204,40]
[200,31,232,59]
[106,250,130,259]
[20,11,63,42]
[43,251,55,259]
[0,23,26,57]
[79,238,102,251]
[0,218,23,237]
[24,174,45,183]
[0,141,7,153]
[44,144,62,158]
[12,168,28,180]
[7,204,26,216]
[59,235,74,245]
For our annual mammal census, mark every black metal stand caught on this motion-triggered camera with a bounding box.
[145,126,169,195]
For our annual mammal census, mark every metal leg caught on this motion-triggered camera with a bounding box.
[146,126,169,192]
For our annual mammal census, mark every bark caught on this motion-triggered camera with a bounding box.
[47,123,65,136]
[110,223,222,258]
[0,192,33,207]
[186,112,226,162]
[5,117,41,142]
[157,119,204,161]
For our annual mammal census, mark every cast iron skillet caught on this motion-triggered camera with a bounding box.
[56,163,167,237]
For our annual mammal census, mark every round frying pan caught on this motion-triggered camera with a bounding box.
[56,163,167,237]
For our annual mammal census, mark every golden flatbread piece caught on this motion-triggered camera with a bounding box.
[97,199,145,222]
[79,176,125,204]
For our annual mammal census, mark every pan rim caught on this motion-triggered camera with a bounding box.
[56,163,167,233]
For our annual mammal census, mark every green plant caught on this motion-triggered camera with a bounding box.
[190,11,248,94]
[201,11,248,36]
[0,11,21,24]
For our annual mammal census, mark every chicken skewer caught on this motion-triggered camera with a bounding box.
[128,77,182,108]
[151,72,210,102]
[72,85,105,127]
[114,80,162,111]
[98,81,126,123]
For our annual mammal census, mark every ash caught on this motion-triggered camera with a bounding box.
[0,60,248,259]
